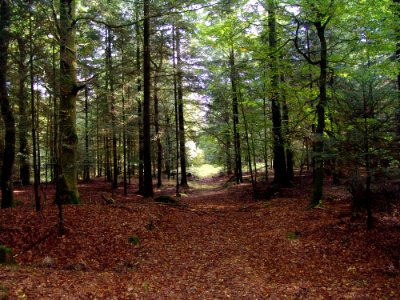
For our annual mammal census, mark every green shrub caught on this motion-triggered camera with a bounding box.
[128,235,140,246]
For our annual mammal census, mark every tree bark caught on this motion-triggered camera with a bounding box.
[229,48,243,184]
[310,19,328,207]
[84,87,90,181]
[268,0,288,186]
[0,0,15,208]
[17,37,30,185]
[176,27,188,188]
[142,0,153,197]
[154,71,163,188]
[57,0,80,204]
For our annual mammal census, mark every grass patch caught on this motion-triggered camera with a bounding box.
[128,235,140,246]
[189,164,223,179]
[286,231,299,241]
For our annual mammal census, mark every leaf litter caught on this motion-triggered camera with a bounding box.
[0,176,399,299]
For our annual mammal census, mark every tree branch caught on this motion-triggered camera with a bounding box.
[293,20,320,66]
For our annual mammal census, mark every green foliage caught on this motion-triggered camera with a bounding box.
[189,164,223,178]
[0,245,15,264]
[286,231,299,241]
[128,235,140,246]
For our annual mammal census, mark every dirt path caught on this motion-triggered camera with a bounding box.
[0,178,399,298]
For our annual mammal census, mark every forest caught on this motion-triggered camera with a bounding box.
[0,0,399,298]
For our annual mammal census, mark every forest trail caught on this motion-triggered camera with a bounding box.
[0,177,399,299]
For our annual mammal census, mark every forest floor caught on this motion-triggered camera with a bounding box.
[0,174,399,299]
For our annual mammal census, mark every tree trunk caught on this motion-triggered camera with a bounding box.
[224,112,232,175]
[84,87,90,181]
[172,26,180,196]
[310,20,328,207]
[0,0,15,208]
[154,73,163,188]
[394,0,400,138]
[142,0,153,197]
[229,48,243,184]
[17,37,30,185]
[176,27,188,188]
[268,0,288,186]
[281,75,294,180]
[106,27,118,190]
[57,0,80,204]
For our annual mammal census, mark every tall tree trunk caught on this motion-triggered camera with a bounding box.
[57,0,81,204]
[268,0,288,186]
[229,48,243,184]
[165,117,171,179]
[17,37,30,185]
[262,75,269,181]
[52,41,58,182]
[136,5,144,194]
[0,0,15,208]
[154,73,163,188]
[142,0,153,197]
[122,86,127,195]
[172,26,180,196]
[176,27,188,188]
[84,87,90,181]
[394,0,400,138]
[281,74,294,180]
[224,112,232,175]
[310,19,328,207]
[106,27,118,190]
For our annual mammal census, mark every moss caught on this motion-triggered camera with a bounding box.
[128,235,140,246]
[0,245,15,264]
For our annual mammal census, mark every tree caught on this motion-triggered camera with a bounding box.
[0,0,15,208]
[175,26,189,187]
[267,0,288,186]
[294,0,333,207]
[57,0,82,204]
[142,0,153,197]
[16,35,30,186]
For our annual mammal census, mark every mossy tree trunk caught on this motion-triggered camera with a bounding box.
[57,0,81,204]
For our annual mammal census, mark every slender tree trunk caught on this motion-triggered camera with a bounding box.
[135,5,144,194]
[17,37,30,185]
[165,117,171,179]
[172,26,180,196]
[154,74,163,188]
[224,112,232,175]
[0,0,15,208]
[240,102,257,198]
[57,0,81,204]
[84,87,90,181]
[175,27,188,188]
[310,20,328,207]
[281,75,294,180]
[262,78,269,181]
[106,27,118,190]
[142,0,153,197]
[122,86,127,195]
[394,0,400,138]
[268,0,288,186]
[229,48,243,184]
[363,85,373,229]
[52,41,58,183]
